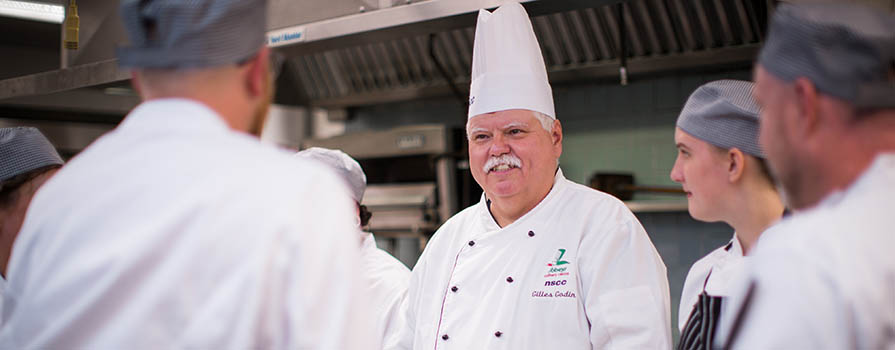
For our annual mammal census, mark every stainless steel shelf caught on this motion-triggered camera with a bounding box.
[624,200,688,213]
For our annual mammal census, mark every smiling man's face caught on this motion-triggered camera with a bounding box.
[467,109,562,203]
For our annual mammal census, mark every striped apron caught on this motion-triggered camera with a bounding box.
[678,269,723,350]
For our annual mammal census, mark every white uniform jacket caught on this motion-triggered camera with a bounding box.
[717,153,895,349]
[392,169,671,349]
[0,99,375,349]
[677,234,745,331]
[0,276,5,329]
[362,233,411,346]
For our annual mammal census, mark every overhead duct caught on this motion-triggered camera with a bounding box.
[271,0,770,107]
[0,0,772,110]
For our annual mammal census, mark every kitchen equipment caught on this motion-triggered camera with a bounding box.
[303,124,480,249]
[590,172,685,201]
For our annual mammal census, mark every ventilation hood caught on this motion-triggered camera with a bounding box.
[0,0,771,110]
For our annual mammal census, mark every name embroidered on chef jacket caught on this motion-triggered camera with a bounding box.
[531,290,577,298]
[532,248,578,299]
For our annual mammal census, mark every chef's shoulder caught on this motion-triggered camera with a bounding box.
[752,197,886,295]
[209,136,354,210]
[684,243,728,286]
[679,242,728,317]
[752,205,838,267]
[426,202,482,247]
[559,178,638,224]
[745,205,850,307]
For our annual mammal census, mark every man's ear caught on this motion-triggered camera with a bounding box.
[727,148,746,183]
[552,119,563,157]
[130,71,143,97]
[792,77,820,138]
[244,47,270,98]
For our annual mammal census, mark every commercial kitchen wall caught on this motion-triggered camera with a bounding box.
[352,68,751,343]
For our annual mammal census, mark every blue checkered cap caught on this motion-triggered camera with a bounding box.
[758,3,895,109]
[0,127,63,183]
[117,0,267,68]
[677,80,764,158]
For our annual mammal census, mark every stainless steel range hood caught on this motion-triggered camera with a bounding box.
[271,0,771,108]
[0,0,772,110]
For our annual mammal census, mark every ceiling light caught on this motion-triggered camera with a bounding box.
[0,0,65,24]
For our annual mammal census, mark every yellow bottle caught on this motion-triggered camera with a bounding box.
[64,0,79,50]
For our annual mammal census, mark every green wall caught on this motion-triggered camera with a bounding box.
[561,126,679,200]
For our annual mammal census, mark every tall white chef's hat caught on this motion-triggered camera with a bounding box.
[468,2,555,120]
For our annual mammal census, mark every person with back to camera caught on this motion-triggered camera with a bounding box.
[0,127,64,327]
[714,3,895,349]
[0,0,375,348]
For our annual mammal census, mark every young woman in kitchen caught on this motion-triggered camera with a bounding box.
[669,79,786,350]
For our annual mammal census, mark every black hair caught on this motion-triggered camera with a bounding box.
[359,204,373,227]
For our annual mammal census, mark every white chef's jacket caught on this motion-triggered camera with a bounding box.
[361,232,411,346]
[0,99,376,349]
[677,234,746,331]
[390,169,671,349]
[716,153,895,349]
[0,276,5,328]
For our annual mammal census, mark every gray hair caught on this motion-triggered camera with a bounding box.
[466,110,554,138]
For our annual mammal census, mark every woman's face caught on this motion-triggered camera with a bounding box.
[670,128,731,222]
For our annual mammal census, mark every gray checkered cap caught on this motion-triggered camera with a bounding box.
[0,127,63,183]
[758,3,895,109]
[117,0,267,68]
[677,80,764,158]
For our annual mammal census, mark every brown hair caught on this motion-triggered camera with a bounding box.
[0,165,61,209]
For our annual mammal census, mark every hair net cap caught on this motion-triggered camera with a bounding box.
[0,127,64,183]
[676,80,764,158]
[468,2,555,120]
[758,3,895,109]
[117,0,267,68]
[295,147,366,203]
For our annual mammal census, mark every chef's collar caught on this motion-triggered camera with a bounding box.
[118,98,231,136]
[727,233,744,257]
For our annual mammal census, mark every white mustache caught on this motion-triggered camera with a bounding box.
[483,154,522,173]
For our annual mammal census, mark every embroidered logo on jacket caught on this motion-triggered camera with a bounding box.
[533,248,577,299]
[547,249,570,266]
[544,249,572,277]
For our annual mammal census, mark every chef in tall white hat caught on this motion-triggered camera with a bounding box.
[387,2,671,349]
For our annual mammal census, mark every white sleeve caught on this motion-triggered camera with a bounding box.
[384,245,431,350]
[718,250,852,349]
[361,243,411,347]
[281,175,378,350]
[384,225,447,350]
[579,207,672,349]
[383,293,413,350]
